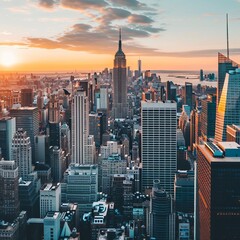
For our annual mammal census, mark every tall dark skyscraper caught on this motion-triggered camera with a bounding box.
[184,82,193,110]
[217,52,238,104]
[201,94,216,140]
[0,160,19,222]
[197,141,240,240]
[21,88,33,107]
[0,117,16,160]
[112,29,128,119]
[149,180,175,240]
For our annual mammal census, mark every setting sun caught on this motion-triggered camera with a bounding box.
[0,51,17,67]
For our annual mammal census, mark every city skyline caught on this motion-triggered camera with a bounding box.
[1,0,240,71]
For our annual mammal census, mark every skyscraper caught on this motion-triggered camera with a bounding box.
[217,52,238,105]
[215,69,240,141]
[71,89,89,164]
[174,170,194,213]
[201,94,216,140]
[112,29,128,119]
[10,107,38,162]
[138,58,142,77]
[0,159,19,221]
[149,180,175,240]
[141,100,177,195]
[48,94,60,123]
[11,129,32,179]
[197,141,240,240]
[49,146,65,183]
[21,88,33,107]
[184,82,193,110]
[0,117,16,160]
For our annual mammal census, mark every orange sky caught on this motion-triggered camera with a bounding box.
[0,47,219,72]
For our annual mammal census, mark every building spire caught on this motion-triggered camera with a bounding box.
[118,28,122,51]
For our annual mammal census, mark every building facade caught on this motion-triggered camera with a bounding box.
[71,90,89,164]
[215,69,240,141]
[11,129,32,179]
[197,141,240,240]
[141,101,177,195]
[112,30,128,119]
[0,160,19,221]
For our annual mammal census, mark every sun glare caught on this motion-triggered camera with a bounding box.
[0,51,17,67]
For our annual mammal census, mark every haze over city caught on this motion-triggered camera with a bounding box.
[1,0,240,71]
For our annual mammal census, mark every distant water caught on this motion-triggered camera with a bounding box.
[151,70,217,87]
[153,70,217,87]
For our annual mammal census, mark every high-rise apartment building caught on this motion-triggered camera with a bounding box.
[112,30,128,119]
[11,129,32,179]
[0,159,19,221]
[0,117,16,160]
[217,52,238,105]
[141,100,177,195]
[201,94,216,140]
[71,89,89,164]
[21,88,33,107]
[197,141,240,240]
[40,183,61,218]
[215,69,240,141]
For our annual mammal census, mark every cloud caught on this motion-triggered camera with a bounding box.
[2,0,167,57]
[108,0,148,10]
[1,31,12,35]
[22,21,164,55]
[38,17,76,22]
[7,6,30,14]
[97,7,131,25]
[60,0,108,10]
[128,14,153,24]
[0,42,28,47]
[38,0,58,9]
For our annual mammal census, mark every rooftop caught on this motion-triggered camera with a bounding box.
[45,211,61,220]
[10,107,37,110]
[198,143,240,163]
[218,141,240,150]
[227,124,240,131]
[41,183,60,191]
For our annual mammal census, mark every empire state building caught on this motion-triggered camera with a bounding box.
[112,30,128,119]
